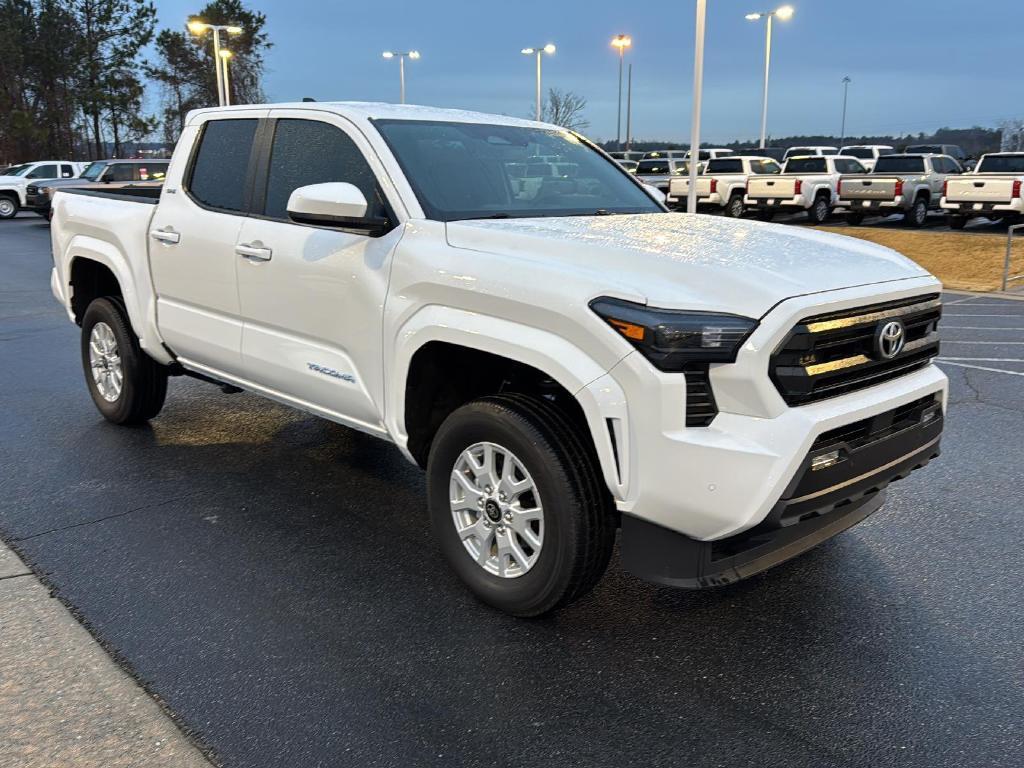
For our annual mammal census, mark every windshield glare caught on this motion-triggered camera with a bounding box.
[80,162,108,181]
[374,120,662,221]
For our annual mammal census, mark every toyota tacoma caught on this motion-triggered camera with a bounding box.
[49,102,947,616]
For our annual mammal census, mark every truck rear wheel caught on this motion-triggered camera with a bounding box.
[426,394,616,617]
[0,194,18,219]
[80,298,168,424]
[808,194,830,224]
[905,197,928,228]
[724,193,745,218]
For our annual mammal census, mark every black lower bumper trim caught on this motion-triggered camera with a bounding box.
[621,492,885,589]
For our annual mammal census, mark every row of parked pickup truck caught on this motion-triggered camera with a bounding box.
[0,158,169,219]
[643,150,1024,230]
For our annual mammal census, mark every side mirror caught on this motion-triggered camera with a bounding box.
[287,182,388,234]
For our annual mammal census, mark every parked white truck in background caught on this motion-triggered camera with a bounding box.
[666,155,781,216]
[745,155,869,223]
[941,152,1024,229]
[839,145,895,172]
[0,160,84,218]
[838,154,962,227]
[49,102,947,616]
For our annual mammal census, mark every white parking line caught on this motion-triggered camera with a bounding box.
[940,326,1024,331]
[943,313,1024,317]
[937,361,1024,377]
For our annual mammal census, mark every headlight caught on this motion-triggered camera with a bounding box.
[590,297,757,371]
[44,187,55,197]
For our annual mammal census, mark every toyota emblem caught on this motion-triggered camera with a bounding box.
[875,320,906,359]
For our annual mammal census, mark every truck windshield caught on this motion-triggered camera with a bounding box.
[4,164,32,177]
[374,119,662,221]
[784,158,827,173]
[873,157,925,174]
[80,162,108,181]
[978,155,1024,173]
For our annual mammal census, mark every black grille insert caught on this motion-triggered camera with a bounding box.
[685,366,718,427]
[771,294,941,406]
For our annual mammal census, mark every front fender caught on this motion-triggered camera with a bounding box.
[387,305,630,501]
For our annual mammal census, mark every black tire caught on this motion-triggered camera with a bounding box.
[426,394,617,617]
[904,196,928,228]
[846,211,865,226]
[808,194,830,224]
[948,215,967,230]
[724,193,745,218]
[756,210,775,222]
[0,194,18,219]
[80,297,168,424]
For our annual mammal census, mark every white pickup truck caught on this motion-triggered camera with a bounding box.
[50,102,947,616]
[838,154,962,227]
[940,152,1024,229]
[745,155,869,223]
[0,160,84,218]
[666,155,782,217]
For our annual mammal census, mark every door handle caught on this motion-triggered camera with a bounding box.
[150,228,180,244]
[236,243,273,261]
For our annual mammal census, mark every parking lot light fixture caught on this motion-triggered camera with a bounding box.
[219,49,233,106]
[522,44,556,121]
[382,51,420,104]
[746,5,795,149]
[611,34,632,149]
[187,19,244,107]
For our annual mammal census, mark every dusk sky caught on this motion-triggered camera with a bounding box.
[155,0,1021,143]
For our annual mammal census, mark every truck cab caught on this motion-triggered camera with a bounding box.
[839,145,895,172]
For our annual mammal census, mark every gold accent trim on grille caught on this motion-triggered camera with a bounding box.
[805,298,942,334]
[801,336,937,377]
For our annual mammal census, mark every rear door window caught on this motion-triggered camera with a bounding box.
[26,164,58,179]
[187,118,259,212]
[60,164,75,178]
[706,158,743,174]
[785,157,826,174]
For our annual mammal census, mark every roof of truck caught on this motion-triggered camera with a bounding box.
[186,102,549,129]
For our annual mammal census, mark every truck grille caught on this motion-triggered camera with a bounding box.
[770,294,941,406]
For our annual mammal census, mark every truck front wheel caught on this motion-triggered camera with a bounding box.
[426,394,616,617]
[80,298,168,424]
[0,195,18,219]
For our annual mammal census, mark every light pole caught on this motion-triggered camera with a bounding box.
[625,63,633,150]
[521,44,556,121]
[839,76,851,146]
[382,50,420,104]
[219,49,233,106]
[687,0,708,214]
[187,19,243,107]
[745,5,794,149]
[611,35,631,149]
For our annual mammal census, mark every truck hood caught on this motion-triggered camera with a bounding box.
[0,175,28,186]
[445,213,931,317]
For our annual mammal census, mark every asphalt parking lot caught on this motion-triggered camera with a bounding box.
[2,213,1022,768]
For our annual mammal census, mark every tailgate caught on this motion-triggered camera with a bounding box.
[668,177,712,197]
[747,176,797,198]
[946,177,1016,203]
[839,176,898,201]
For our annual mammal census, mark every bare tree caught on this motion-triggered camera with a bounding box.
[1000,119,1024,152]
[541,88,589,131]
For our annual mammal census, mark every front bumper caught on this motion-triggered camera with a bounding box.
[621,393,943,588]
[25,193,51,213]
